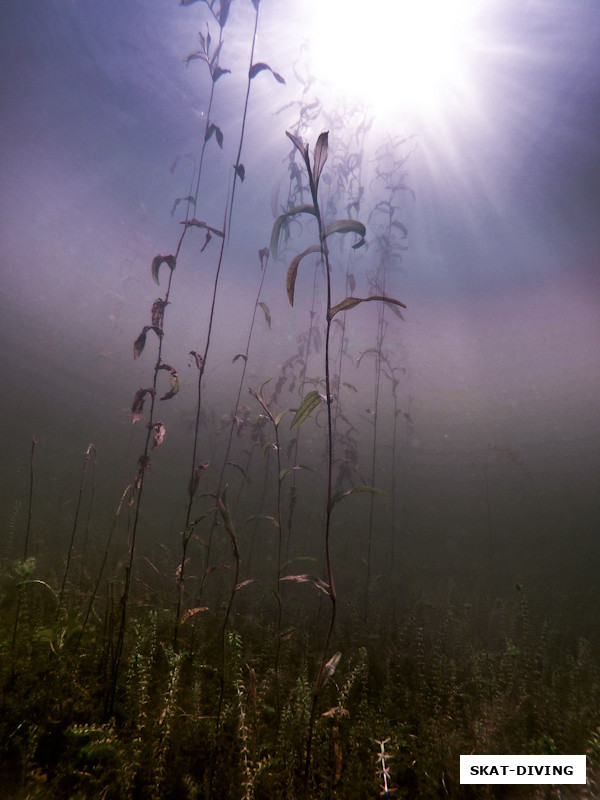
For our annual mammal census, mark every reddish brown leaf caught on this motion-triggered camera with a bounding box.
[189,350,204,370]
[150,421,165,450]
[151,298,169,328]
[181,606,209,624]
[131,388,156,424]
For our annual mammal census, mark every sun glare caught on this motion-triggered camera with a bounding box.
[310,0,482,121]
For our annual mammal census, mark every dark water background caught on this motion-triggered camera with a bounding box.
[1,0,600,635]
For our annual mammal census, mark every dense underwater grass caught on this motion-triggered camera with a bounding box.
[3,1,600,798]
[2,560,600,799]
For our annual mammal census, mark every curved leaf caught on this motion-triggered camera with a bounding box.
[329,485,387,513]
[270,204,316,259]
[328,294,406,321]
[323,219,366,249]
[258,301,271,328]
[280,573,330,597]
[290,390,322,431]
[249,61,285,84]
[151,255,176,286]
[234,163,245,182]
[286,244,322,306]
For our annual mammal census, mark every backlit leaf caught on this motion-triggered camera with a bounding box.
[150,421,165,450]
[313,131,329,194]
[181,606,208,624]
[258,301,271,328]
[232,353,248,363]
[211,65,231,82]
[234,163,245,182]
[329,485,387,513]
[249,62,285,84]
[270,204,316,259]
[131,388,156,425]
[280,573,330,596]
[286,244,322,306]
[328,294,406,321]
[323,219,366,249]
[290,390,322,431]
[151,255,176,286]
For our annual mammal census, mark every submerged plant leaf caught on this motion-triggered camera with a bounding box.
[279,464,315,482]
[258,301,271,328]
[286,244,322,306]
[249,62,285,84]
[258,246,269,269]
[323,219,366,249]
[234,163,245,182]
[285,130,310,169]
[328,294,406,321]
[218,490,239,560]
[217,0,231,27]
[170,195,196,217]
[280,573,330,597]
[329,485,387,513]
[133,325,162,359]
[290,390,322,431]
[151,255,176,286]
[150,421,166,450]
[182,217,224,238]
[227,461,252,485]
[189,350,204,370]
[158,364,180,400]
[188,460,210,497]
[205,123,224,148]
[312,131,329,194]
[270,204,316,259]
[211,65,231,83]
[151,298,169,328]
[131,388,156,424]
[235,578,254,591]
[181,606,209,624]
[322,651,342,686]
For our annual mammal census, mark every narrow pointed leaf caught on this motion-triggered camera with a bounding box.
[287,244,322,306]
[232,353,248,363]
[249,62,285,84]
[227,461,252,486]
[285,130,311,178]
[312,131,329,194]
[323,219,366,249]
[290,390,322,431]
[181,606,208,624]
[270,204,316,259]
[280,573,330,597]
[258,301,271,328]
[328,294,406,321]
[329,485,387,513]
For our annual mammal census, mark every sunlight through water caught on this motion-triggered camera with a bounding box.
[309,0,486,122]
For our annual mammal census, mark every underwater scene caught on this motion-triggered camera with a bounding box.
[2,0,600,797]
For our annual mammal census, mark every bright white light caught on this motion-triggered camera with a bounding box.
[310,0,481,120]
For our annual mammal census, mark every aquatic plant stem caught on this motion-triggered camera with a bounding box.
[58,443,96,612]
[226,2,259,240]
[11,435,36,658]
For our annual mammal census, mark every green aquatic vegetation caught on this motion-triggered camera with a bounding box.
[271,128,406,790]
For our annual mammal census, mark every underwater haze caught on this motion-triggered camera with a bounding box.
[2,0,600,797]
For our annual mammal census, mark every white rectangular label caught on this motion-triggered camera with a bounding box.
[460,755,586,784]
